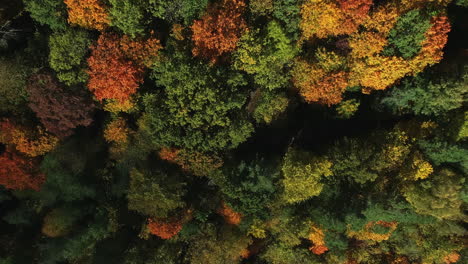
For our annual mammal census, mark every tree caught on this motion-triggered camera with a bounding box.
[109,0,146,38]
[249,89,289,124]
[149,0,209,25]
[0,120,58,157]
[127,169,186,218]
[402,169,465,220]
[64,0,110,30]
[233,21,298,91]
[159,148,223,177]
[147,217,184,239]
[0,56,29,115]
[336,99,360,119]
[119,35,162,67]
[281,148,333,203]
[26,73,95,138]
[381,69,467,116]
[299,0,371,40]
[87,33,144,102]
[49,28,91,86]
[103,118,129,144]
[328,130,412,185]
[23,0,67,30]
[217,201,242,225]
[185,224,252,264]
[272,0,301,40]
[292,59,348,105]
[142,43,253,152]
[382,9,431,59]
[219,158,279,217]
[37,136,101,206]
[191,0,247,62]
[42,208,80,237]
[0,151,45,191]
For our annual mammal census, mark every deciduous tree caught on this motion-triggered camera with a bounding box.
[0,151,45,191]
[191,0,247,62]
[27,73,95,138]
[64,0,110,30]
[87,33,144,102]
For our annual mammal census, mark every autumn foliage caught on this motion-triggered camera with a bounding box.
[87,33,144,102]
[218,201,242,225]
[158,147,223,177]
[120,35,162,67]
[64,0,110,30]
[191,0,247,62]
[0,120,58,157]
[147,217,184,239]
[292,60,348,105]
[27,73,95,138]
[348,220,398,242]
[103,118,129,144]
[308,225,329,255]
[0,151,45,191]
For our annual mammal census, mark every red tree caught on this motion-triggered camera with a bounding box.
[87,33,144,102]
[191,0,247,63]
[147,217,184,239]
[27,73,95,139]
[0,151,45,191]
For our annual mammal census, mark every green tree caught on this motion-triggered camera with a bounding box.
[271,0,301,40]
[149,0,209,25]
[127,169,186,218]
[261,243,321,264]
[37,137,101,206]
[49,28,91,86]
[23,0,67,30]
[233,21,298,91]
[250,89,289,124]
[329,130,412,185]
[185,224,252,264]
[142,43,253,152]
[402,169,465,220]
[281,148,333,203]
[0,56,28,115]
[109,0,146,38]
[381,70,467,116]
[220,158,279,217]
[382,9,431,59]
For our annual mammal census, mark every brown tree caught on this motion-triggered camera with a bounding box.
[0,151,45,191]
[27,73,95,138]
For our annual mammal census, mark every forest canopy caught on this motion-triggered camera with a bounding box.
[0,0,466,264]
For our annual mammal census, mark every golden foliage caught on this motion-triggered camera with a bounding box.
[104,118,129,144]
[158,148,223,177]
[293,60,348,105]
[300,0,372,40]
[308,224,329,255]
[401,152,433,181]
[349,32,387,59]
[300,0,343,39]
[103,98,136,113]
[64,0,110,30]
[0,120,58,157]
[347,221,398,242]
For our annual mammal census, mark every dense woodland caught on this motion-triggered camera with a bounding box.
[0,0,467,263]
